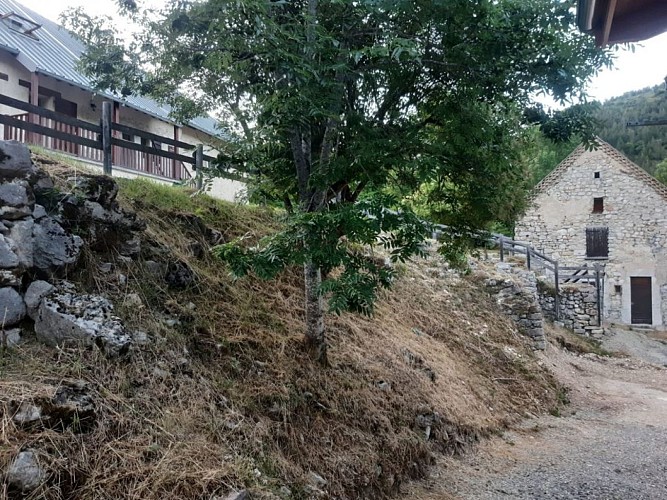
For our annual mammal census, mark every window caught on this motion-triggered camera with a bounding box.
[0,72,8,81]
[586,227,608,258]
[594,171,600,179]
[122,132,133,142]
[1,13,41,39]
[614,285,622,294]
[593,197,604,213]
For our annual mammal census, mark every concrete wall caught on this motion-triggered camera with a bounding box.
[515,147,667,328]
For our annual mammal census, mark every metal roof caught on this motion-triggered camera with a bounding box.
[0,0,223,139]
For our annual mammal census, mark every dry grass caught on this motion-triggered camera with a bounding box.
[0,153,560,499]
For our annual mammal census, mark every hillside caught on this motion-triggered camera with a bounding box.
[0,148,562,499]
[594,83,667,174]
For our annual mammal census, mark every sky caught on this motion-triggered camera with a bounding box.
[16,0,667,104]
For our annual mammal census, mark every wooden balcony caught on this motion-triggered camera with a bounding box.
[3,112,194,182]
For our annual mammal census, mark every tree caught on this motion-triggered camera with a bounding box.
[65,0,612,364]
[655,158,667,185]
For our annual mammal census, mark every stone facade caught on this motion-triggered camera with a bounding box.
[515,140,667,329]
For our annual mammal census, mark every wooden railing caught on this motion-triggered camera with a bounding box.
[494,235,604,325]
[0,94,234,184]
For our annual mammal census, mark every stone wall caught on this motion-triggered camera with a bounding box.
[0,140,142,353]
[515,143,667,327]
[538,281,604,338]
[484,262,546,350]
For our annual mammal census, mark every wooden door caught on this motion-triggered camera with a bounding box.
[630,277,652,324]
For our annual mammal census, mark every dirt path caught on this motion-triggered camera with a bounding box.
[404,330,667,499]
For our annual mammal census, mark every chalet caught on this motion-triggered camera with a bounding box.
[515,139,667,329]
[0,0,244,201]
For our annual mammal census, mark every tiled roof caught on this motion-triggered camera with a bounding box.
[0,0,224,139]
[534,137,667,202]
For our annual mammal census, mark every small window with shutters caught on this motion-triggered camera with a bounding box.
[586,227,608,258]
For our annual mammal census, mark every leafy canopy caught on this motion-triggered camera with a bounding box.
[66,0,613,318]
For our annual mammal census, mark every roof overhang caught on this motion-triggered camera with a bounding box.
[577,0,667,47]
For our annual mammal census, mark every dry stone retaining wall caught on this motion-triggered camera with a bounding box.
[484,262,546,350]
[538,282,605,338]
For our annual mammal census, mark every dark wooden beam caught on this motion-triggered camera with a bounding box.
[28,72,39,144]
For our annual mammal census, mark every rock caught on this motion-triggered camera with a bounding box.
[6,450,45,492]
[307,471,327,489]
[98,262,113,273]
[32,204,47,220]
[33,217,83,273]
[124,292,143,308]
[0,181,34,220]
[220,491,248,500]
[145,260,165,278]
[24,280,55,320]
[0,269,20,287]
[68,175,119,206]
[278,486,292,497]
[152,367,170,379]
[0,235,19,268]
[0,220,7,234]
[1,327,21,346]
[0,141,37,181]
[52,380,96,426]
[34,290,132,356]
[165,261,195,289]
[0,287,26,326]
[12,401,42,425]
[119,236,141,257]
[133,330,149,345]
[9,218,34,268]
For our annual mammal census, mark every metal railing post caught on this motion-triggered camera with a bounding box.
[526,247,532,270]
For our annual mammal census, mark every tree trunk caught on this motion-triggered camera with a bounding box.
[303,261,327,365]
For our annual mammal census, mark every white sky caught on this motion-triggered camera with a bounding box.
[17,0,667,103]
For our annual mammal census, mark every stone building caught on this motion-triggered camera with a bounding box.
[515,139,667,329]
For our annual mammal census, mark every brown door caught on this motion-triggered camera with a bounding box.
[630,277,652,324]
[54,97,78,155]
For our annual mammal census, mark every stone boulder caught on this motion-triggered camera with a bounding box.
[0,181,34,220]
[8,379,95,431]
[0,141,37,181]
[5,450,45,493]
[34,287,132,356]
[24,280,55,320]
[0,234,19,269]
[59,175,145,256]
[0,287,26,327]
[33,217,83,272]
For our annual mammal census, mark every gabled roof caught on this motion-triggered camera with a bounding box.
[535,137,667,202]
[0,0,224,139]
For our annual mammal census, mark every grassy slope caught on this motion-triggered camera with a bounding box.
[1,152,559,499]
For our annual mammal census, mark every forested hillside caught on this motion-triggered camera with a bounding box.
[594,83,667,174]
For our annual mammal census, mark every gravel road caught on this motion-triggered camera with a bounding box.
[404,328,667,500]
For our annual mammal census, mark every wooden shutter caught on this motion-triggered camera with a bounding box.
[586,227,608,258]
